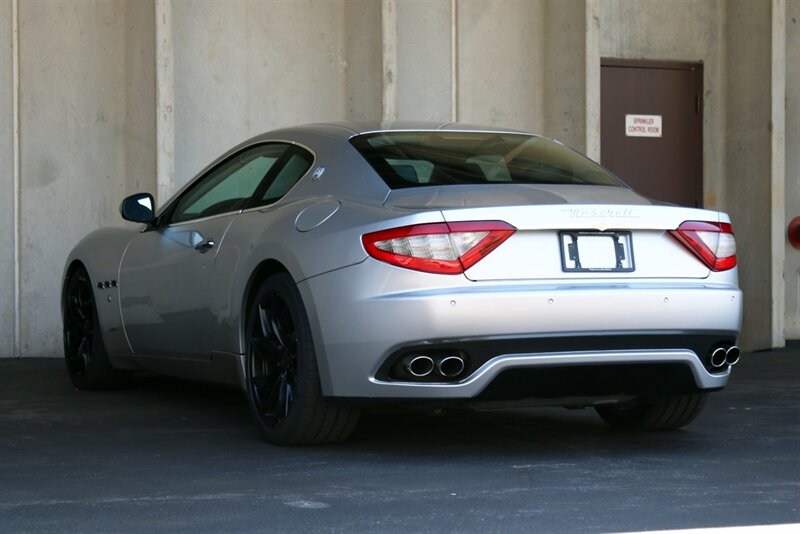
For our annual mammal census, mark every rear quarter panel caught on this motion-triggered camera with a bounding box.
[209,196,445,357]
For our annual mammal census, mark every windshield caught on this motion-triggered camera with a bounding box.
[350,131,624,189]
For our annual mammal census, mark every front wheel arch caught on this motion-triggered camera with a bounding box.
[62,263,131,389]
[62,259,88,316]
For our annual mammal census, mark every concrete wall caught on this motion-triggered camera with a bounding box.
[395,0,453,121]
[786,0,800,339]
[598,0,728,210]
[457,0,546,131]
[725,0,777,349]
[171,0,349,188]
[1,0,794,356]
[596,0,791,349]
[15,0,156,356]
[543,0,587,151]
[0,0,15,357]
[344,0,382,121]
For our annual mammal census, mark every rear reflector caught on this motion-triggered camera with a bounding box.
[670,221,737,271]
[362,221,516,274]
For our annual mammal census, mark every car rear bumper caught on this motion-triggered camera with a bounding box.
[299,260,742,399]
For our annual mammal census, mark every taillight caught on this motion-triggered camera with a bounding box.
[362,221,516,274]
[670,221,737,271]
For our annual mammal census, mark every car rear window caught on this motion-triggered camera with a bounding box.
[350,131,624,189]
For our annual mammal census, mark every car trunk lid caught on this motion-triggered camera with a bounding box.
[384,185,719,281]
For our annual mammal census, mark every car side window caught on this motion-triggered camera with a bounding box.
[168,144,290,225]
[252,147,314,208]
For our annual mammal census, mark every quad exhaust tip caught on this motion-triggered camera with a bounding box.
[405,355,435,377]
[709,345,741,368]
[438,356,465,377]
[710,347,727,368]
[725,346,741,366]
[403,354,466,378]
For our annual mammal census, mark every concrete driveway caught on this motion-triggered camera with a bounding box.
[1,345,798,533]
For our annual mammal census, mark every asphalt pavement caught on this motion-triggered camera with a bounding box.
[1,345,798,533]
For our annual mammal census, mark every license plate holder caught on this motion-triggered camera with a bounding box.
[559,231,635,272]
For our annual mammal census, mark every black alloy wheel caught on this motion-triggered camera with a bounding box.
[63,265,130,389]
[249,290,298,427]
[595,392,708,430]
[64,270,95,380]
[245,273,360,445]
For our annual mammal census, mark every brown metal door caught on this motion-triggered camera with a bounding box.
[601,59,703,208]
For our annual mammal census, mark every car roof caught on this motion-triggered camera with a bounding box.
[259,121,531,142]
[157,122,540,216]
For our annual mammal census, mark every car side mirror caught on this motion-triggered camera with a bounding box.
[120,193,155,223]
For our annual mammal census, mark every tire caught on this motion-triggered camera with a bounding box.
[595,392,707,430]
[244,273,360,445]
[63,265,131,389]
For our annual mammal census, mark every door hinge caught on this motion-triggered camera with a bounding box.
[695,93,702,114]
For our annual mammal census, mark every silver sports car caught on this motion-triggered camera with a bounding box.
[63,122,742,445]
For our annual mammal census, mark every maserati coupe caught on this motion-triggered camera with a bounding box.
[62,122,742,444]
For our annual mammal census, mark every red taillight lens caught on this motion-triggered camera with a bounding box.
[669,221,737,271]
[362,221,516,274]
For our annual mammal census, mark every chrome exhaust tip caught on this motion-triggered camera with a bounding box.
[710,347,727,368]
[405,355,435,377]
[725,346,741,366]
[438,356,465,377]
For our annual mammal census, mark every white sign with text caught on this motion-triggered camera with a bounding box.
[625,114,662,138]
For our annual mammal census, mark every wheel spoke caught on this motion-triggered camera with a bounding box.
[275,371,288,417]
[282,371,295,418]
[64,274,95,380]
[268,299,288,350]
[258,304,286,356]
[248,290,299,427]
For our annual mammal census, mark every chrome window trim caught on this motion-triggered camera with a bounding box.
[158,139,316,228]
[161,210,243,228]
[347,128,538,139]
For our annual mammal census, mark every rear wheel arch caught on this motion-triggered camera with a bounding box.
[242,269,360,444]
[241,259,292,349]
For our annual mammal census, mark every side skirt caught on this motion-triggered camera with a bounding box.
[108,351,244,388]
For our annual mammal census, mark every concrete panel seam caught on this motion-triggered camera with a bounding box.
[381,0,397,122]
[585,0,601,161]
[155,0,175,206]
[771,0,787,347]
[451,0,458,122]
[12,0,20,358]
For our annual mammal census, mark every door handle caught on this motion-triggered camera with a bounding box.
[195,239,215,252]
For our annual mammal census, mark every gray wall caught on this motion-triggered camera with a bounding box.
[1,0,796,357]
[1,0,14,357]
[725,0,778,349]
[458,1,546,131]
[15,0,156,356]
[395,0,452,121]
[786,0,800,339]
[598,0,728,209]
[344,0,382,121]
[597,0,794,349]
[542,0,587,151]
[172,0,349,188]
